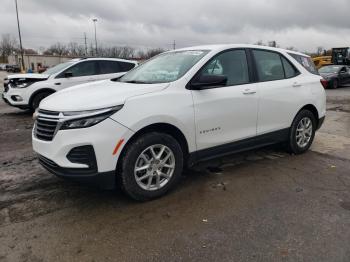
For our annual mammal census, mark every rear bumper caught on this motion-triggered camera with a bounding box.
[38,154,116,189]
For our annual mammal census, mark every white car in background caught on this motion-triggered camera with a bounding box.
[33,44,326,201]
[2,58,138,110]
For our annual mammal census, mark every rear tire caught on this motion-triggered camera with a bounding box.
[30,91,53,111]
[332,79,339,89]
[118,132,184,201]
[287,110,316,154]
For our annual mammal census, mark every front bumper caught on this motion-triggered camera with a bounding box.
[33,118,134,188]
[2,87,29,108]
[38,154,116,189]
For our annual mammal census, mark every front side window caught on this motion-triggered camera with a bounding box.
[43,61,75,75]
[199,49,249,86]
[58,61,98,78]
[253,50,285,81]
[119,50,209,84]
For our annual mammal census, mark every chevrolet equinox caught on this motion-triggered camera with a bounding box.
[32,44,326,201]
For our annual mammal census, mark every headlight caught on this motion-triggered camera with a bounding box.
[12,81,33,88]
[60,105,123,130]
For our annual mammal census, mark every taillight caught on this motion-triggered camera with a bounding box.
[320,79,328,88]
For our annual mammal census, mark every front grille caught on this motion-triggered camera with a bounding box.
[38,109,59,116]
[34,110,60,141]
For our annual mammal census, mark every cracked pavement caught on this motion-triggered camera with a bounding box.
[0,71,349,262]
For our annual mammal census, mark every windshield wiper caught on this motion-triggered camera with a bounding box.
[123,80,149,84]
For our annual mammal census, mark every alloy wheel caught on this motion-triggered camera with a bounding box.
[296,117,313,148]
[134,144,175,191]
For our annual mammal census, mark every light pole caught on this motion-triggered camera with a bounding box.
[92,18,98,56]
[14,0,25,71]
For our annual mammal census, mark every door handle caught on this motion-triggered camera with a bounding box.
[292,82,302,87]
[242,89,256,95]
[54,82,61,85]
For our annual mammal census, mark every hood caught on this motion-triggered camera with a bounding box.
[8,73,49,80]
[40,79,169,112]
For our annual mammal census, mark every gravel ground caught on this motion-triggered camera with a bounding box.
[0,71,350,262]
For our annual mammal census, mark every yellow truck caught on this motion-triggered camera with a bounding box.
[312,56,332,69]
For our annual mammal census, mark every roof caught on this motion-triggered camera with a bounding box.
[175,44,309,57]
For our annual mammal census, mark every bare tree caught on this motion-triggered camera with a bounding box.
[24,48,38,55]
[44,42,69,56]
[0,34,19,62]
[67,42,85,56]
[137,48,165,60]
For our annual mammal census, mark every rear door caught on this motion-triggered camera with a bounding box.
[191,49,258,150]
[252,49,306,135]
[55,61,99,89]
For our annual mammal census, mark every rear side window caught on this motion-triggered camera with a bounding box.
[119,62,136,71]
[281,57,299,78]
[98,61,121,74]
[253,50,285,81]
[288,53,319,75]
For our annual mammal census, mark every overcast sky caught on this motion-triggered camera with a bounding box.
[1,0,350,52]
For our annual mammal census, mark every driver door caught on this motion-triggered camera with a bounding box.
[54,61,99,90]
[191,49,258,151]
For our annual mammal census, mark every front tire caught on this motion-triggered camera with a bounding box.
[30,91,53,111]
[118,132,184,201]
[287,110,316,154]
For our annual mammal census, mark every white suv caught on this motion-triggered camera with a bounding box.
[2,58,137,110]
[32,44,326,201]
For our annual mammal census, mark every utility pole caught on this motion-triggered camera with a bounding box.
[173,40,176,50]
[92,18,98,56]
[14,0,25,71]
[84,32,88,56]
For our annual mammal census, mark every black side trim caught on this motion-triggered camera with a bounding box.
[317,116,325,130]
[188,128,289,166]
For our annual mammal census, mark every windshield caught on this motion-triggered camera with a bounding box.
[42,61,75,75]
[319,66,341,74]
[119,50,209,84]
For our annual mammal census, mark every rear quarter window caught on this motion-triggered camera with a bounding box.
[288,53,319,75]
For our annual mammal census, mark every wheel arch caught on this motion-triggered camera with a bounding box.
[293,104,319,127]
[28,88,56,109]
[116,122,190,171]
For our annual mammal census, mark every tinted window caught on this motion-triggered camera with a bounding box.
[253,50,285,81]
[99,61,121,74]
[282,57,299,78]
[59,61,98,77]
[288,53,319,75]
[200,50,249,86]
[120,62,136,71]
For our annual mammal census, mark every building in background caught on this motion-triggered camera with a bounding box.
[7,54,77,72]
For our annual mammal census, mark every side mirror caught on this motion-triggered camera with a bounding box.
[64,72,73,78]
[190,74,227,90]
